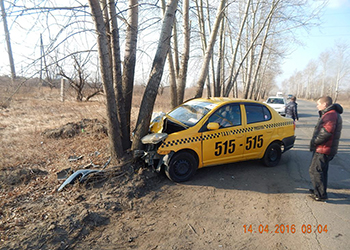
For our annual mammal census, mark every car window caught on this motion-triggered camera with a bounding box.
[245,104,271,124]
[267,98,284,104]
[208,104,241,128]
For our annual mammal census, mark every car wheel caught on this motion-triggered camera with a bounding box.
[165,151,197,182]
[263,142,281,167]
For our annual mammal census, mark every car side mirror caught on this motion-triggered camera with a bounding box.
[207,122,220,130]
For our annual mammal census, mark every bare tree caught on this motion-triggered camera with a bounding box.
[214,14,226,97]
[132,0,179,151]
[85,78,103,101]
[224,0,278,98]
[332,42,350,102]
[122,0,139,149]
[161,0,177,108]
[0,0,16,80]
[285,40,349,102]
[294,71,304,98]
[319,51,331,97]
[57,54,103,101]
[107,0,131,151]
[88,0,124,161]
[242,0,282,100]
[194,0,212,97]
[304,60,318,99]
[176,0,191,105]
[221,0,326,98]
[224,0,251,97]
[248,0,276,100]
[194,0,227,98]
[167,45,178,108]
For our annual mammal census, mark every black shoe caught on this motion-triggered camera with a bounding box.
[309,194,327,202]
[309,189,314,194]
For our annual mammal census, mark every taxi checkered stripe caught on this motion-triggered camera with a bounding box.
[264,121,293,129]
[160,121,293,148]
[161,136,201,147]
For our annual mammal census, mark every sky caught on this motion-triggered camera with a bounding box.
[277,0,350,84]
[0,0,350,86]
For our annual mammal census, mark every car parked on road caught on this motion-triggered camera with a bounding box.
[140,98,295,182]
[264,96,287,116]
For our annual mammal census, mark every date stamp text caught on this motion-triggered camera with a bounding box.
[243,224,328,234]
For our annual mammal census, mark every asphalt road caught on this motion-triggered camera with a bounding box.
[282,99,350,249]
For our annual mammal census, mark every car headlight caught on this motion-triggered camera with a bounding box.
[141,133,168,144]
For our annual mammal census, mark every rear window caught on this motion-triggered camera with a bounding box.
[245,104,271,124]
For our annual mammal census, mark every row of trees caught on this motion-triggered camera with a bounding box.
[282,42,350,102]
[3,0,327,162]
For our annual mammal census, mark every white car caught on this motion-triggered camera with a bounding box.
[264,96,286,116]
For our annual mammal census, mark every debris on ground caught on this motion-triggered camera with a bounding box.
[68,155,84,162]
[58,156,112,191]
[57,169,102,192]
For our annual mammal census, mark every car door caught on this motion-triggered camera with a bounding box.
[201,104,245,166]
[243,103,274,160]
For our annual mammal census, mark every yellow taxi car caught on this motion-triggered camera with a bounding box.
[141,98,295,182]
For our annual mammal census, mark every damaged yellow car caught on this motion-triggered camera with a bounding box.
[141,98,295,182]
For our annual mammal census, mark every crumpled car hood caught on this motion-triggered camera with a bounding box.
[149,113,188,135]
[149,113,166,133]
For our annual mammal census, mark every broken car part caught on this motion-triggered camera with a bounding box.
[57,169,101,192]
[58,156,112,191]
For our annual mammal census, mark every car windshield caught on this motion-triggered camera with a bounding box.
[168,100,217,127]
[267,98,284,104]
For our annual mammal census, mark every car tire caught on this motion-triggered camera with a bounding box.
[262,142,281,167]
[165,151,197,182]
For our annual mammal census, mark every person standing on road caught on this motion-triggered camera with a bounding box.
[309,96,343,201]
[285,96,299,121]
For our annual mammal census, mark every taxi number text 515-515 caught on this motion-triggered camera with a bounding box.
[214,135,264,156]
[246,135,263,150]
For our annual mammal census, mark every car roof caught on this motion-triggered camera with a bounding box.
[187,97,263,105]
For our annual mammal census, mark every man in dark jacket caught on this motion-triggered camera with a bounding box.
[285,96,299,121]
[309,96,343,201]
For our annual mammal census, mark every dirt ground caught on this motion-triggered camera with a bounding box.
[0,89,169,249]
[1,87,349,250]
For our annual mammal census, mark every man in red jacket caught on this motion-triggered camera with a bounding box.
[309,96,343,201]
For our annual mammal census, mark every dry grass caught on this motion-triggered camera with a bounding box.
[0,87,106,170]
[0,83,176,172]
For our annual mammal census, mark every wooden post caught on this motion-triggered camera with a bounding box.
[0,0,16,81]
[60,79,65,102]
